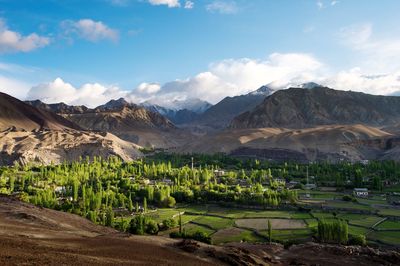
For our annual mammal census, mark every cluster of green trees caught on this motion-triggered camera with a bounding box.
[150,153,400,190]
[318,219,348,244]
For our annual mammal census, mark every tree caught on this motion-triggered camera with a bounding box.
[128,194,134,212]
[105,208,114,227]
[165,196,176,208]
[178,212,183,234]
[145,219,159,235]
[267,219,272,244]
[130,215,145,235]
[143,197,147,213]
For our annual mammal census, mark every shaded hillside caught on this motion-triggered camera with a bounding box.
[231,87,400,129]
[0,92,81,131]
[193,86,274,129]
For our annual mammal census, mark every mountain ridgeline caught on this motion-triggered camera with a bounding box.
[191,85,274,129]
[231,87,400,129]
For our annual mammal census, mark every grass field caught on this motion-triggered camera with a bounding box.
[368,231,400,245]
[193,216,233,230]
[378,208,400,217]
[183,223,216,235]
[311,212,335,219]
[211,227,264,244]
[235,218,306,230]
[260,228,313,242]
[323,201,372,211]
[348,225,370,236]
[348,216,383,228]
[141,202,399,247]
[375,220,400,230]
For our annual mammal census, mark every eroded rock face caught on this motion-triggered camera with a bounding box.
[231,87,400,129]
[0,93,143,166]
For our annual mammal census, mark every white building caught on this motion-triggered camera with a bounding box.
[353,188,369,197]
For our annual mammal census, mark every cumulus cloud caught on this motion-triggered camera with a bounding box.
[338,23,400,72]
[0,19,50,54]
[27,78,127,107]
[206,1,238,14]
[136,82,161,94]
[125,53,324,104]
[61,19,119,42]
[322,68,400,96]
[148,0,181,8]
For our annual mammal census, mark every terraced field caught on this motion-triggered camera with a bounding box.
[143,191,400,247]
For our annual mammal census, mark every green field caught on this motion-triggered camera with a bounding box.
[211,227,264,244]
[183,223,216,235]
[193,216,233,230]
[348,216,383,228]
[376,220,400,230]
[142,203,400,246]
[378,208,400,217]
[368,231,400,245]
[260,228,313,242]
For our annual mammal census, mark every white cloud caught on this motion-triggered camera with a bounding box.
[126,53,324,104]
[61,19,119,42]
[0,19,50,54]
[27,78,127,107]
[184,1,194,9]
[331,0,339,6]
[339,23,400,72]
[206,1,238,14]
[322,68,400,96]
[0,75,32,99]
[136,82,161,94]
[317,0,339,10]
[148,0,181,8]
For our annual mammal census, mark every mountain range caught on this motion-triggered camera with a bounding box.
[3,84,400,165]
[0,93,142,165]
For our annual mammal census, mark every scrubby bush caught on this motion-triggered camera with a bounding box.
[161,218,177,230]
[348,234,367,246]
[169,230,212,244]
[145,219,159,235]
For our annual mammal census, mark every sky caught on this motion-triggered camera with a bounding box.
[1,0,400,107]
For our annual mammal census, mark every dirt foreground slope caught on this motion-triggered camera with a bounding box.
[0,196,215,265]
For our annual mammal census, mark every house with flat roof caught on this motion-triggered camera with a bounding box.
[353,188,368,197]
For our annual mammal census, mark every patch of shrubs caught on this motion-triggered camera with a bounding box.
[159,218,177,231]
[342,195,357,202]
[129,214,159,235]
[170,230,212,244]
[348,234,367,246]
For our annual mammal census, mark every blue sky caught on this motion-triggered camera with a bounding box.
[1,0,400,107]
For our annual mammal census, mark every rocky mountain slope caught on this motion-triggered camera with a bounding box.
[231,86,400,129]
[28,98,192,148]
[0,92,82,131]
[192,85,274,129]
[142,98,212,125]
[0,93,142,165]
[180,124,400,162]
